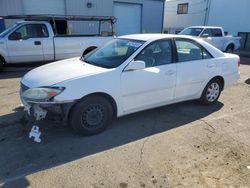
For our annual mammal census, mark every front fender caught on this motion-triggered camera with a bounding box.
[53,70,123,116]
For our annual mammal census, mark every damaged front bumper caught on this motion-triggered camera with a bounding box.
[20,84,75,122]
[21,96,75,122]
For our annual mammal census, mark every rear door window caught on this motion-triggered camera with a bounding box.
[212,29,223,37]
[175,39,213,62]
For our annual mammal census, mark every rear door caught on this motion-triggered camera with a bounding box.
[174,38,215,100]
[202,28,224,50]
[7,23,48,63]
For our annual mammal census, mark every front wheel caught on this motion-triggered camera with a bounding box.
[69,95,114,136]
[200,79,222,105]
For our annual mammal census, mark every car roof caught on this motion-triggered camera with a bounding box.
[118,33,197,41]
[118,33,225,58]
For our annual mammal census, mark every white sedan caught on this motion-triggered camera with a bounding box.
[20,34,240,135]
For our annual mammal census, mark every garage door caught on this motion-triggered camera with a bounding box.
[114,3,142,36]
[23,0,65,15]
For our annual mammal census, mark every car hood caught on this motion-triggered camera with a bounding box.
[21,57,110,88]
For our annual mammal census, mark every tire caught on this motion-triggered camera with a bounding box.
[225,44,234,53]
[0,58,4,71]
[200,79,222,105]
[69,95,114,136]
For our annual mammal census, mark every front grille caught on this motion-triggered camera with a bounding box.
[20,82,30,93]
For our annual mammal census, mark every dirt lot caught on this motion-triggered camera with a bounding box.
[0,58,249,188]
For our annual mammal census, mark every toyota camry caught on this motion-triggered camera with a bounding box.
[20,34,240,135]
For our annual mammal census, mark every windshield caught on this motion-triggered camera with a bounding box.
[179,27,204,36]
[82,39,145,68]
[0,23,20,38]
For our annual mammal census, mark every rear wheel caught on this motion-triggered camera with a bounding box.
[0,58,4,71]
[200,79,222,105]
[69,95,114,136]
[225,44,234,53]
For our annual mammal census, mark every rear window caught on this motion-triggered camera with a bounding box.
[212,29,223,37]
[179,28,203,36]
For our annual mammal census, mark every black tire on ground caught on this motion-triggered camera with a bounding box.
[225,44,234,53]
[200,79,222,105]
[0,58,4,71]
[69,95,114,136]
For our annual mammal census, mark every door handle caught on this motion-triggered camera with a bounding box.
[165,70,175,75]
[34,41,41,45]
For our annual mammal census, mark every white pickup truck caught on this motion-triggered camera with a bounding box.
[179,26,241,53]
[0,20,113,69]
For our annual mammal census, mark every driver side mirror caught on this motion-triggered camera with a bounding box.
[201,33,209,38]
[124,60,146,71]
[9,32,22,40]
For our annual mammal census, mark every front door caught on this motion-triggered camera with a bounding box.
[121,39,177,113]
[7,23,49,63]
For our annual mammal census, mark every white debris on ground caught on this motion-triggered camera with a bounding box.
[29,125,42,143]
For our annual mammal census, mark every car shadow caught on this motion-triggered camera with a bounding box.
[0,100,224,184]
[1,177,30,188]
[239,57,250,65]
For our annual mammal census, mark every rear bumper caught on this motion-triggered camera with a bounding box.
[224,71,240,89]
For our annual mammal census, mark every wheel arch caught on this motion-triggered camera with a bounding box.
[68,92,118,120]
[209,76,225,90]
[226,43,235,51]
[0,54,6,64]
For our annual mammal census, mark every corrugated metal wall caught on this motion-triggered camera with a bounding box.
[65,0,113,35]
[0,0,24,27]
[65,0,113,16]
[23,0,66,15]
[0,0,164,35]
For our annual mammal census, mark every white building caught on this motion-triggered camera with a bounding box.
[164,0,250,51]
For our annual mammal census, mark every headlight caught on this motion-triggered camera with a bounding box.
[22,87,65,102]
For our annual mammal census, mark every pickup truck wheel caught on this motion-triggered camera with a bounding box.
[225,44,234,53]
[200,79,222,105]
[0,58,4,71]
[69,96,113,136]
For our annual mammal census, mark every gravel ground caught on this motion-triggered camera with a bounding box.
[0,58,249,188]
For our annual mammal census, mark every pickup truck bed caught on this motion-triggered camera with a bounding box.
[179,26,241,53]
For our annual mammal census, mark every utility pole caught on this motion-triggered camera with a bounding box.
[204,0,211,26]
